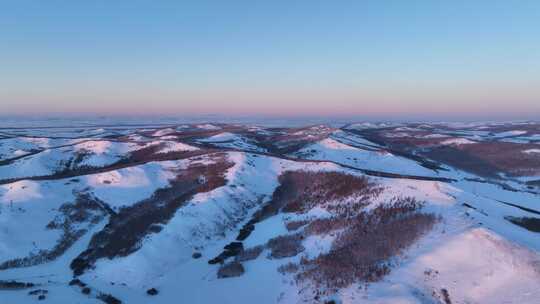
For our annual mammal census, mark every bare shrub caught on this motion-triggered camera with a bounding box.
[279,171,380,214]
[217,262,245,278]
[146,288,158,296]
[303,197,424,236]
[441,288,452,304]
[235,245,264,262]
[28,289,48,296]
[267,233,305,259]
[97,293,122,304]
[304,216,349,235]
[278,262,299,274]
[0,280,35,290]
[286,198,437,289]
[248,171,382,220]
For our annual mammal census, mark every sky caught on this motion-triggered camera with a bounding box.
[1,0,539,120]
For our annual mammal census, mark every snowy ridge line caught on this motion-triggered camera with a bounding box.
[171,139,453,182]
[0,149,42,166]
[328,137,379,152]
[340,128,447,171]
[208,147,457,182]
[0,138,119,165]
[0,149,213,185]
[0,146,456,187]
[333,129,383,150]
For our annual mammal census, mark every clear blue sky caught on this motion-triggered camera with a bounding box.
[1,0,539,119]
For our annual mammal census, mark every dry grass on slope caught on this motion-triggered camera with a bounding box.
[279,171,383,215]
[244,171,439,292]
[279,195,438,291]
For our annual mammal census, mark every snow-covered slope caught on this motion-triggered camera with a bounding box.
[0,139,200,181]
[0,122,539,304]
[295,137,436,176]
[198,132,266,152]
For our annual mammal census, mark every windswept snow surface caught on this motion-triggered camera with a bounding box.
[198,132,265,152]
[493,130,528,137]
[330,130,381,147]
[357,228,540,304]
[196,124,221,130]
[152,128,176,137]
[0,180,44,204]
[0,139,196,180]
[0,148,76,179]
[296,138,436,176]
[156,141,199,154]
[73,140,141,167]
[440,138,476,146]
[199,132,238,142]
[0,141,134,180]
[85,162,179,209]
[423,133,450,138]
[0,137,71,159]
[0,180,76,262]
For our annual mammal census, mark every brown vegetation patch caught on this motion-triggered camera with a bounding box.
[267,234,305,259]
[235,245,264,262]
[283,198,438,290]
[278,171,382,215]
[424,146,500,178]
[208,171,381,266]
[217,262,245,278]
[425,142,540,178]
[278,262,300,274]
[355,125,540,178]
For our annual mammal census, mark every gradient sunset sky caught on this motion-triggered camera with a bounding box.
[1,1,539,120]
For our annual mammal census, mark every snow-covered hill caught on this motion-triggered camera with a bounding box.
[0,122,539,304]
